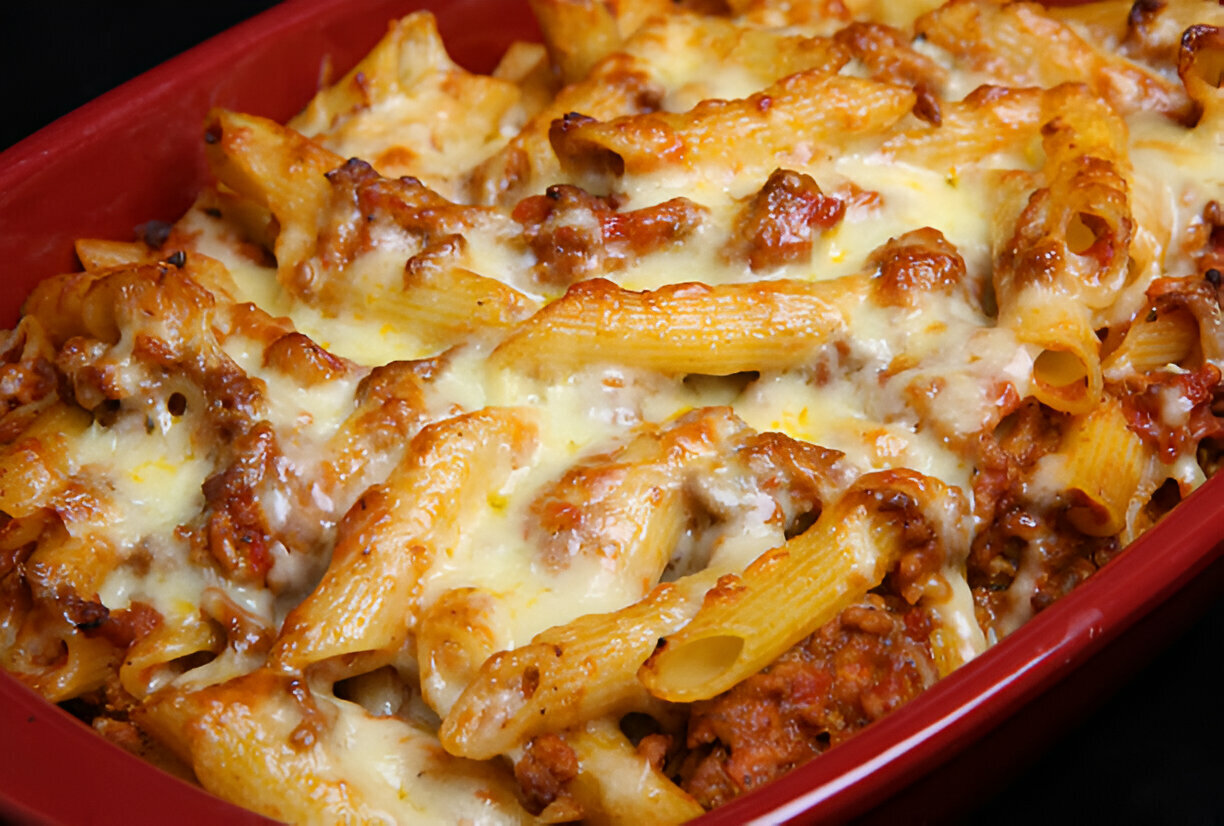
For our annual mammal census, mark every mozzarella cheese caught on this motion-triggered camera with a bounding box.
[3,2,1223,824]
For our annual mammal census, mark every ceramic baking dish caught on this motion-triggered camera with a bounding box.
[1,1,1221,823]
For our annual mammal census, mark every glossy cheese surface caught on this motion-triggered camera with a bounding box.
[3,2,1223,824]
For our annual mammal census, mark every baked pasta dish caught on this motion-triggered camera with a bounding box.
[2,0,1223,822]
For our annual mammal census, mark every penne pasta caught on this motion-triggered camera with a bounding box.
[639,470,952,702]
[489,277,855,377]
[1060,397,1148,537]
[439,580,702,761]
[563,718,705,826]
[0,402,92,518]
[1004,282,1104,415]
[916,0,1190,119]
[272,408,537,672]
[4,1,1223,822]
[204,109,343,288]
[139,669,532,825]
[551,71,916,186]
[1102,306,1200,378]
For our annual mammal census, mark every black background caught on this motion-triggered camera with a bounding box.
[1,3,1221,824]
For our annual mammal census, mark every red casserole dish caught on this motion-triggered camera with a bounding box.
[1,2,1222,824]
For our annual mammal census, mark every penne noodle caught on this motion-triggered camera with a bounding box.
[564,718,705,826]
[381,265,537,347]
[204,108,343,285]
[1004,282,1103,415]
[0,402,92,518]
[120,614,225,700]
[74,238,158,271]
[271,408,537,672]
[529,0,625,84]
[1179,24,1224,127]
[528,407,750,587]
[5,1,1224,822]
[916,0,1190,119]
[439,581,703,760]
[1060,397,1148,536]
[291,12,524,196]
[1102,306,1199,377]
[551,71,916,186]
[489,277,854,378]
[290,12,459,136]
[417,587,506,717]
[7,613,119,704]
[139,670,532,825]
[879,86,1044,171]
[639,469,947,702]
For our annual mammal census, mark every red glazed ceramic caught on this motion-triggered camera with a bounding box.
[1,2,1220,824]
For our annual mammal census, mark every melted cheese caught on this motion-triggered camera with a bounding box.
[5,3,1224,824]
[322,699,528,825]
[71,417,209,545]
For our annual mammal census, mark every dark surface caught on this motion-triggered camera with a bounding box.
[954,574,1224,826]
[1,4,1221,825]
[0,2,283,151]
